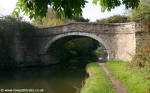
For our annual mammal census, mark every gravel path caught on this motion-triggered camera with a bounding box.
[99,63,128,93]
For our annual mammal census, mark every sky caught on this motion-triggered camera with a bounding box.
[0,0,127,22]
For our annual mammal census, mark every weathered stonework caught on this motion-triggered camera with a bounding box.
[12,22,136,64]
[38,22,136,63]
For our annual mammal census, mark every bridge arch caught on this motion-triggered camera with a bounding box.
[10,22,135,63]
[37,23,136,63]
[40,32,110,60]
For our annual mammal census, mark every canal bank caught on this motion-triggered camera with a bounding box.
[80,62,116,93]
[81,61,150,93]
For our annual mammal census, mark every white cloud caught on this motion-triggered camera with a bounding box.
[0,0,18,15]
[0,6,5,16]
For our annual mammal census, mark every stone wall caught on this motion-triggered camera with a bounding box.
[6,22,136,65]
[135,22,150,47]
[38,22,136,63]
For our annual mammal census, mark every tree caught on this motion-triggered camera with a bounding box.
[32,9,74,27]
[73,17,89,22]
[32,9,89,27]
[96,15,131,23]
[58,38,100,69]
[131,0,150,32]
[12,0,140,19]
[131,0,150,21]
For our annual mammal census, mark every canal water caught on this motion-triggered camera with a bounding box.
[0,65,88,93]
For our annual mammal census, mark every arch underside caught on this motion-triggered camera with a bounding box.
[39,32,109,64]
[41,32,109,55]
[39,30,135,63]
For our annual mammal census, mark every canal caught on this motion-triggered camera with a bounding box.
[0,65,88,93]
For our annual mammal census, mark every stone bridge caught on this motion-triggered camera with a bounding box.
[13,22,136,64]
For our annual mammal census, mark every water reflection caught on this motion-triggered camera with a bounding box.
[0,65,87,93]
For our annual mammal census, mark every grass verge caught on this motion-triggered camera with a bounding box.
[105,61,150,93]
[80,62,116,93]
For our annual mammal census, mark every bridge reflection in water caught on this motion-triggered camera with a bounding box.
[0,65,87,93]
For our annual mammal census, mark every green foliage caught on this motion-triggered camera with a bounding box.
[41,9,74,27]
[0,16,38,68]
[0,36,16,68]
[59,38,100,70]
[32,9,89,27]
[80,63,116,93]
[32,9,74,27]
[12,0,87,19]
[0,17,19,68]
[73,17,89,22]
[106,61,150,93]
[32,17,43,25]
[130,0,150,80]
[130,38,150,79]
[96,15,131,23]
[93,0,140,12]
[95,45,108,60]
[131,0,150,21]
[12,0,140,19]
[0,16,37,48]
